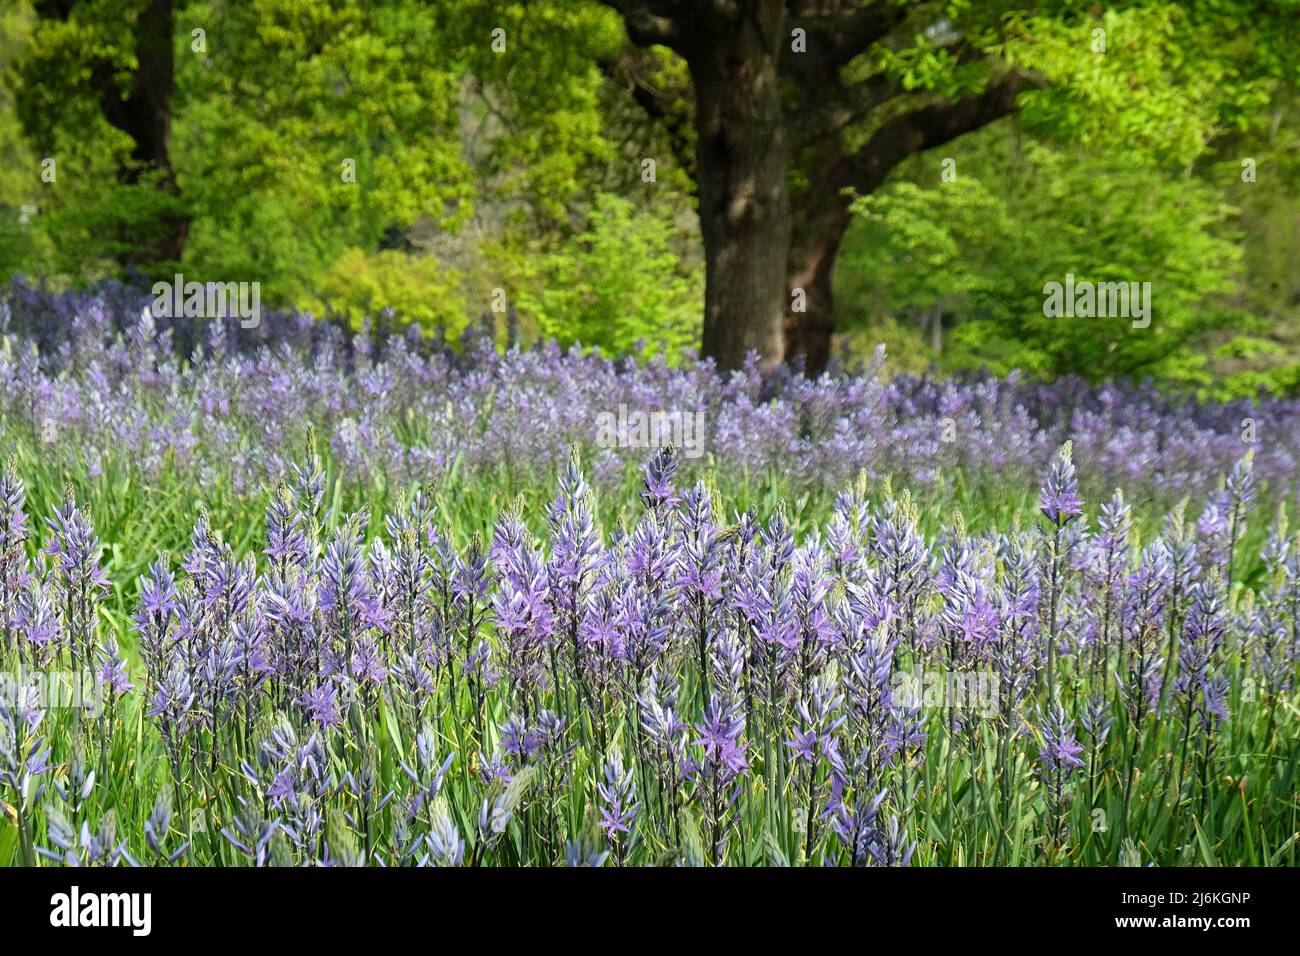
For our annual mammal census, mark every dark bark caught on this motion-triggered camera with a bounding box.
[606,0,792,372]
[689,17,792,372]
[37,0,187,269]
[784,198,850,373]
[117,0,187,266]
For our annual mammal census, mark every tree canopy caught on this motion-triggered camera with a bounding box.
[1,0,1298,394]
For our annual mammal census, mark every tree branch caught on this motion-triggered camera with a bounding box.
[788,69,900,149]
[781,0,910,79]
[597,1,684,48]
[848,72,1025,194]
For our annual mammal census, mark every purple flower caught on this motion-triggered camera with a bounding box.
[298,681,343,729]
[1039,442,1083,526]
[694,696,748,778]
[1037,707,1085,773]
[597,748,638,847]
[97,636,134,698]
[0,463,31,657]
[640,446,680,512]
[43,497,110,665]
[1035,704,1084,825]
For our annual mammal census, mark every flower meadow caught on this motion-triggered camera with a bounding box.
[0,438,1297,867]
[0,284,1297,867]
[3,279,1298,507]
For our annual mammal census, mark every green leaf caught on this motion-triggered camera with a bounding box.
[1192,818,1220,867]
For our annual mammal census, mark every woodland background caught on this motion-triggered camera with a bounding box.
[1,0,1298,396]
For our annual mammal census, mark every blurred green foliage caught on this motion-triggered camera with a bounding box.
[837,113,1300,398]
[509,194,702,361]
[841,130,1247,389]
[0,0,1298,391]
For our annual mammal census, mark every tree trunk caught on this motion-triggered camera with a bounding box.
[781,75,1024,376]
[690,29,790,373]
[87,0,187,269]
[784,203,851,375]
[603,4,1020,376]
[128,0,187,267]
